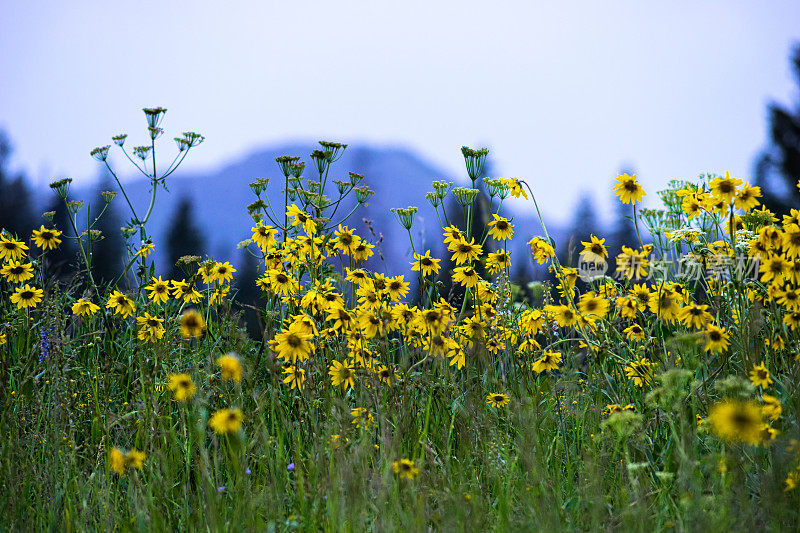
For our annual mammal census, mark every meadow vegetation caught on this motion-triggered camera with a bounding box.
[1,107,799,531]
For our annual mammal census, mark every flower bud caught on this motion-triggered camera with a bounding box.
[425,192,442,208]
[90,146,110,162]
[452,187,479,206]
[461,146,489,182]
[133,146,152,161]
[49,178,73,200]
[348,172,364,185]
[355,186,374,204]
[182,132,204,147]
[143,107,167,128]
[276,155,301,178]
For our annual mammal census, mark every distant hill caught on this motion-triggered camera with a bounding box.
[72,142,565,280]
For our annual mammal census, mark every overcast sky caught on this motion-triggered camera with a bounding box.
[1,1,799,223]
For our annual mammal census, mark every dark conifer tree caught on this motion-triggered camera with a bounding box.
[44,195,78,279]
[165,196,206,280]
[0,131,36,239]
[233,249,265,339]
[90,178,126,283]
[561,192,602,268]
[755,44,800,216]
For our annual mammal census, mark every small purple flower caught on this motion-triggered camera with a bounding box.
[217,486,226,492]
[245,468,251,475]
[39,326,54,364]
[287,462,295,471]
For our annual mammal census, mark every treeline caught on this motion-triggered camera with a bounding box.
[0,132,266,337]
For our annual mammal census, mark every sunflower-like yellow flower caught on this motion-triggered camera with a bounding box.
[761,394,782,421]
[10,284,43,309]
[137,242,154,259]
[527,237,555,264]
[624,358,655,387]
[579,234,608,263]
[171,280,202,303]
[386,275,410,301]
[487,214,514,241]
[578,291,609,321]
[678,302,713,330]
[612,173,646,204]
[703,324,730,354]
[109,447,146,476]
[209,285,229,305]
[286,204,316,235]
[411,250,441,276]
[272,322,315,363]
[616,246,650,280]
[146,276,171,304]
[31,225,62,250]
[251,223,278,251]
[209,408,244,435]
[709,171,743,205]
[179,309,206,338]
[282,365,305,390]
[749,362,773,389]
[786,470,800,492]
[167,373,196,401]
[329,359,356,390]
[331,224,360,255]
[448,237,482,265]
[452,266,481,288]
[531,350,562,373]
[486,392,510,408]
[212,261,236,284]
[442,225,463,245]
[136,312,165,343]
[734,182,761,211]
[759,253,789,285]
[0,234,28,261]
[374,364,398,385]
[544,304,578,328]
[500,177,528,199]
[109,448,126,475]
[72,298,100,317]
[623,323,646,341]
[392,458,420,480]
[351,241,374,262]
[217,353,243,382]
[708,399,763,445]
[106,290,136,318]
[1,260,34,284]
[350,407,374,429]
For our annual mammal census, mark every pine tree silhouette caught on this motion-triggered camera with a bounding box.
[90,177,126,283]
[561,192,602,268]
[233,249,265,340]
[44,195,78,280]
[0,131,36,239]
[755,44,800,216]
[165,196,206,280]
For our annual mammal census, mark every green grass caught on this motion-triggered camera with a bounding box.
[1,294,797,531]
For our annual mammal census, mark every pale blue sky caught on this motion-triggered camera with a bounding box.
[1,1,799,223]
